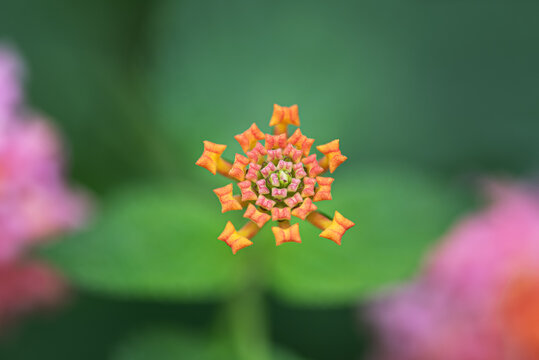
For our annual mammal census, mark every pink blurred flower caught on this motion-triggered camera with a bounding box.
[368,181,539,360]
[0,261,66,329]
[0,46,87,329]
[0,118,87,261]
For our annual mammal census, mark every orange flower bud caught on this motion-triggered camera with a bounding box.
[218,221,253,254]
[272,223,301,246]
[256,194,276,210]
[271,207,292,221]
[261,162,277,177]
[234,123,265,152]
[313,177,334,202]
[301,177,316,197]
[265,133,287,149]
[284,193,303,208]
[213,184,242,213]
[283,143,302,163]
[317,139,348,173]
[245,163,261,181]
[243,204,271,228]
[288,129,314,156]
[267,148,283,161]
[195,141,227,175]
[269,104,300,127]
[319,211,355,245]
[301,154,324,177]
[237,181,258,201]
[229,153,250,181]
[291,198,318,220]
[246,142,267,163]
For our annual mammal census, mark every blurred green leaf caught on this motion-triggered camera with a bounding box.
[44,184,247,300]
[45,167,471,307]
[266,167,471,306]
[112,328,305,360]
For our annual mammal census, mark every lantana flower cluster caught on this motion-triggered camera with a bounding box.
[196,104,354,254]
[368,182,539,360]
[0,47,87,328]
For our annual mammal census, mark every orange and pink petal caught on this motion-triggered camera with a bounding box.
[319,211,355,245]
[195,141,227,175]
[218,221,253,254]
[213,184,243,213]
[272,223,301,246]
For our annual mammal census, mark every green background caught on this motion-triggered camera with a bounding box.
[0,0,537,359]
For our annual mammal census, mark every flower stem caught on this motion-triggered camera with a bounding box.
[307,210,333,230]
[238,221,261,239]
[225,285,271,360]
